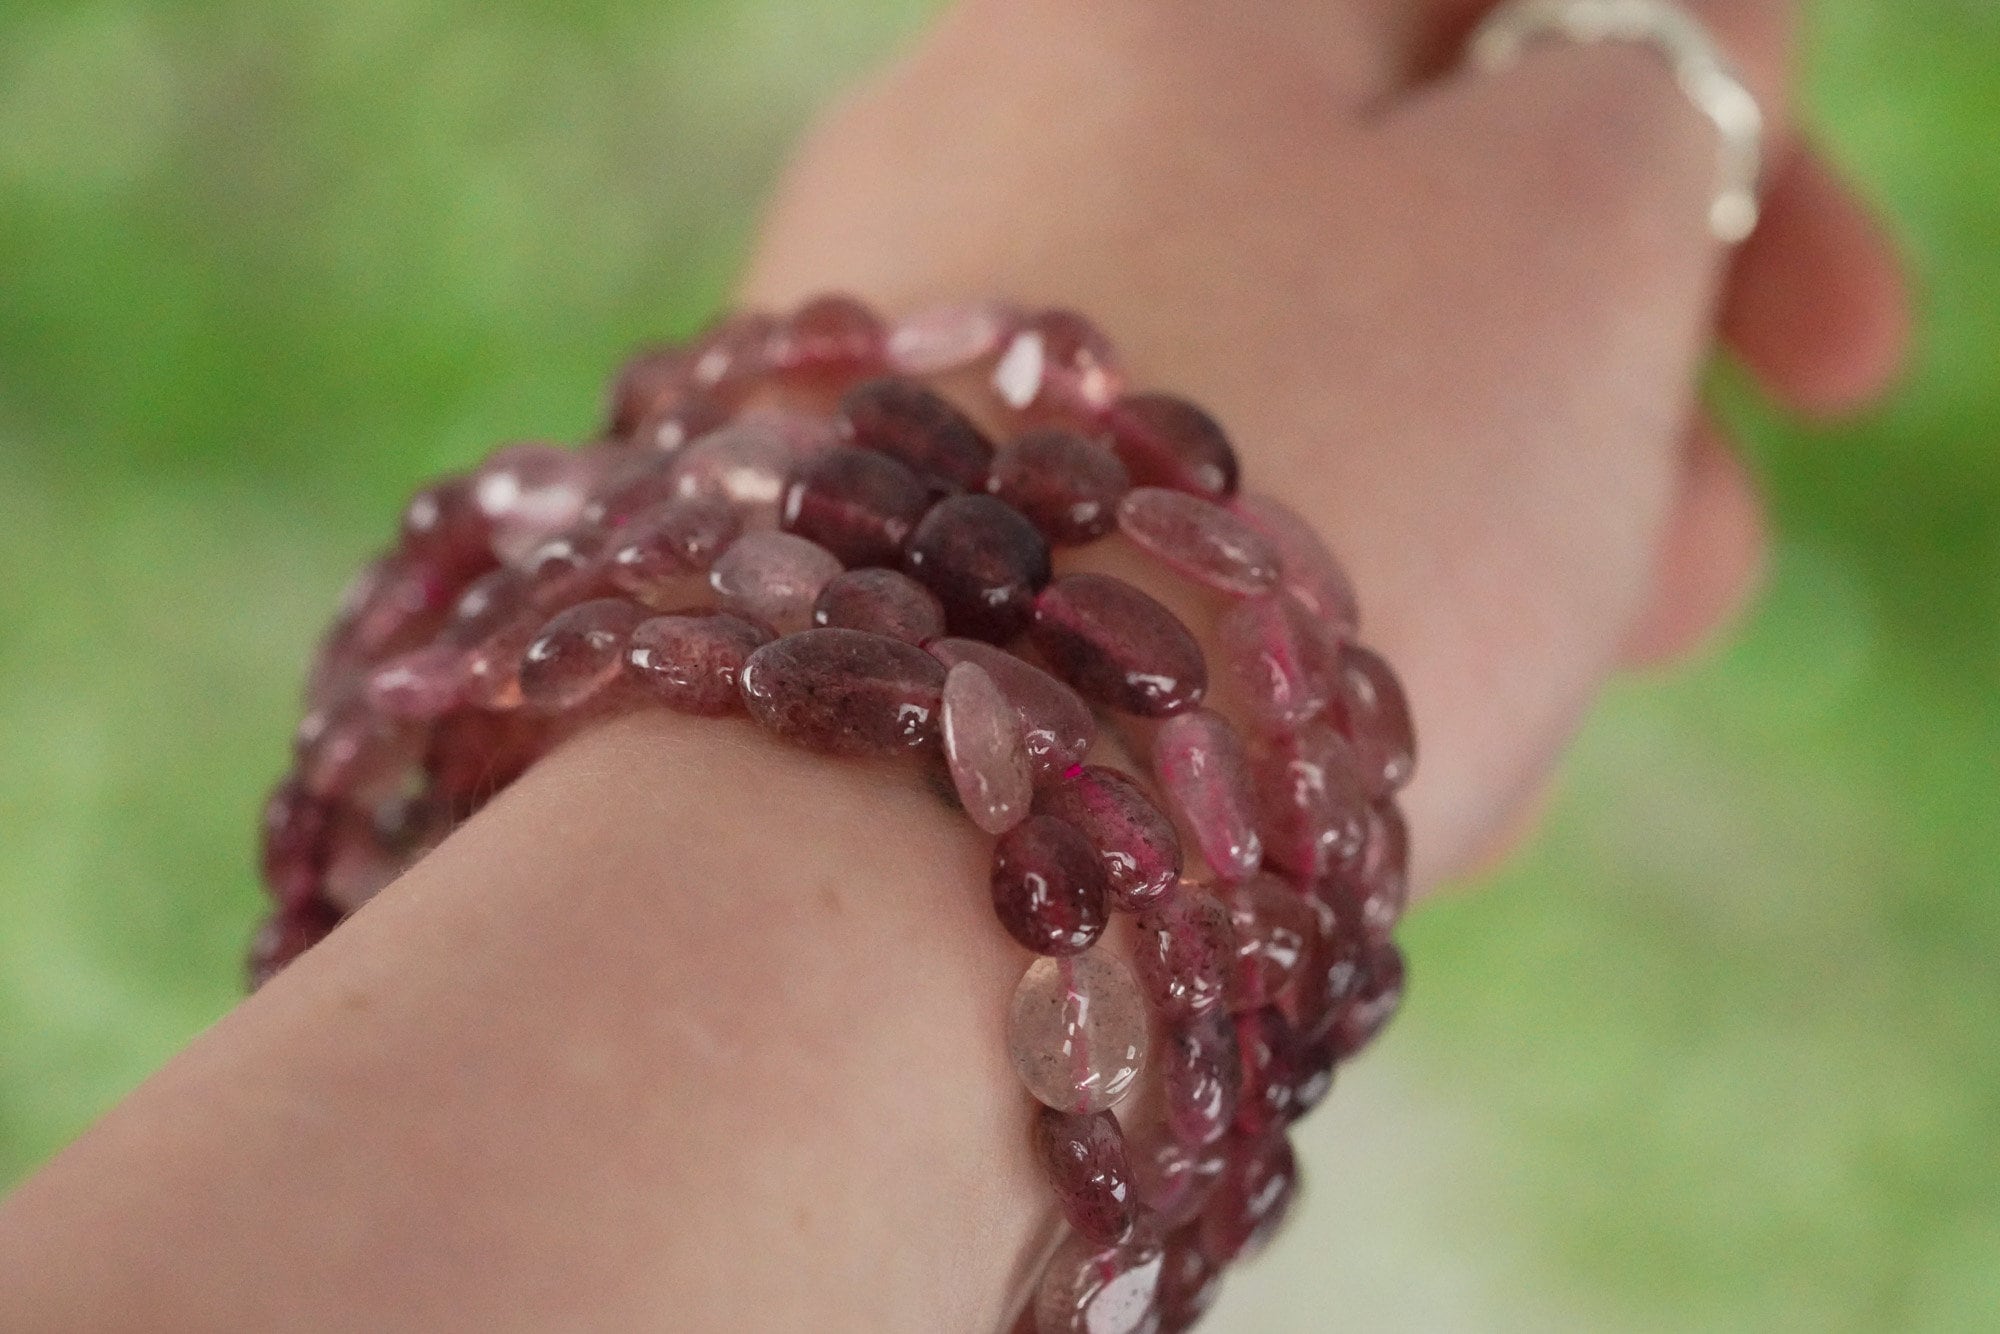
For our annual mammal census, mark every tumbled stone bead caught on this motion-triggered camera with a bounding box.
[260,779,336,909]
[1032,1212,1165,1334]
[943,662,1034,835]
[1230,491,1360,633]
[314,551,457,684]
[1330,937,1405,1061]
[1332,643,1417,796]
[1199,1132,1298,1265]
[780,446,931,567]
[884,300,1019,375]
[1217,592,1338,729]
[838,377,995,491]
[364,644,469,721]
[1350,798,1412,935]
[708,531,843,633]
[248,897,339,990]
[400,476,496,582]
[689,310,779,393]
[990,814,1108,954]
[739,627,947,756]
[625,612,771,715]
[1033,765,1179,911]
[605,497,741,605]
[461,615,541,711]
[1152,710,1262,882]
[928,638,1094,779]
[1131,887,1234,1021]
[1103,393,1239,500]
[668,421,820,529]
[1252,722,1369,885]
[767,293,887,378]
[1222,875,1317,1011]
[582,452,682,530]
[991,308,1125,418]
[1031,574,1207,717]
[902,493,1052,642]
[1116,487,1279,597]
[1286,1033,1337,1123]
[1156,1226,1223,1333]
[1285,887,1366,1045]
[1160,1011,1241,1149]
[439,566,530,648]
[1008,952,1148,1114]
[987,429,1129,544]
[475,443,601,565]
[517,598,644,714]
[1127,1124,1227,1228]
[423,710,548,809]
[1231,1007,1298,1137]
[295,698,420,803]
[604,343,694,435]
[1033,1108,1137,1247]
[813,567,946,644]
[628,394,730,454]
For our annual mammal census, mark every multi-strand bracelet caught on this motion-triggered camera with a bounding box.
[252,295,1415,1334]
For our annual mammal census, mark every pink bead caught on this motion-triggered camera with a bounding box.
[1222,875,1317,1011]
[605,498,741,605]
[1008,952,1148,1114]
[1034,765,1180,911]
[902,494,1051,642]
[583,452,681,530]
[1331,643,1417,796]
[248,899,339,990]
[780,446,931,567]
[1216,592,1339,728]
[1251,722,1368,884]
[689,310,779,393]
[474,443,601,565]
[987,429,1129,544]
[627,394,730,454]
[1152,710,1262,882]
[1132,887,1235,1021]
[739,628,947,756]
[838,378,995,491]
[604,343,694,436]
[439,566,530,647]
[625,613,772,715]
[1231,491,1360,633]
[991,309,1125,418]
[928,638,1094,779]
[399,476,496,581]
[813,567,946,644]
[1104,393,1239,500]
[708,531,843,633]
[943,662,1034,835]
[1348,797,1411,934]
[1032,1108,1137,1247]
[259,779,335,909]
[1231,1007,1297,1137]
[1200,1132,1297,1265]
[1127,1125,1227,1227]
[1116,487,1279,596]
[1159,1011,1241,1149]
[1031,574,1208,717]
[294,699,420,803]
[766,293,886,379]
[364,644,469,721]
[1330,937,1405,1061]
[1032,1213,1165,1334]
[1286,887,1366,1044]
[460,615,540,711]
[422,710,548,807]
[1157,1226,1224,1331]
[668,422,816,529]
[884,300,1019,375]
[990,814,1109,955]
[517,598,644,713]
[322,807,403,913]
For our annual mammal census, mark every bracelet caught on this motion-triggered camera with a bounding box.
[254,294,1415,1334]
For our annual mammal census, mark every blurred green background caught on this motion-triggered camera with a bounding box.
[0,1,1993,1329]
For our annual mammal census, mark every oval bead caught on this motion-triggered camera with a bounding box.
[259,779,336,909]
[884,301,1019,376]
[605,498,740,604]
[943,662,1035,835]
[991,308,1124,418]
[1131,887,1235,1021]
[604,343,695,436]
[1160,1011,1241,1149]
[1330,937,1406,1061]
[1222,875,1318,1010]
[1332,643,1417,796]
[1031,1213,1165,1334]
[928,638,1094,779]
[294,699,421,803]
[668,421,817,528]
[838,377,996,490]
[517,598,644,714]
[1157,1226,1224,1332]
[812,567,947,645]
[1287,1033,1338,1124]
[902,493,1052,642]
[1251,722,1369,885]
[780,446,931,567]
[1287,887,1368,1043]
[1216,592,1339,728]
[766,293,886,379]
[1034,765,1180,911]
[583,453,681,531]
[625,613,773,715]
[1348,798,1412,935]
[987,428,1129,544]
[1230,491,1360,633]
[1008,952,1148,1114]
[990,814,1109,954]
[1116,487,1279,596]
[1231,1006,1297,1138]
[1152,710,1263,882]
[1199,1132,1298,1265]
[708,531,844,633]
[1126,1125,1227,1228]
[474,443,600,564]
[364,644,469,721]
[738,628,947,756]
[689,310,779,393]
[1104,393,1239,500]
[399,475,495,581]
[1031,574,1207,717]
[1032,1108,1137,1247]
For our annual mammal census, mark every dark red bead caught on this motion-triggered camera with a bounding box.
[517,598,645,714]
[768,294,887,379]
[689,310,779,393]
[1222,876,1318,1011]
[423,711,548,810]
[738,628,947,756]
[1331,642,1417,796]
[1156,1226,1223,1332]
[364,644,469,721]
[605,344,694,435]
[1199,1132,1297,1265]
[1286,885,1367,1044]
[1348,797,1412,935]
[1032,574,1207,717]
[1286,1033,1337,1123]
[780,446,931,567]
[1032,1211,1165,1334]
[902,493,1051,642]
[1032,1107,1136,1246]
[991,308,1125,419]
[990,814,1109,955]
[294,697,419,802]
[625,613,773,715]
[987,428,1128,544]
[399,476,496,581]
[1160,1011,1241,1149]
[260,779,337,909]
[1132,887,1235,1020]
[1231,1007,1297,1137]
[1330,937,1405,1061]
[1252,721,1370,884]
[812,567,946,645]
[1104,392,1239,500]
[582,453,681,530]
[248,898,339,990]
[1035,765,1181,911]
[838,377,995,490]
[439,567,531,648]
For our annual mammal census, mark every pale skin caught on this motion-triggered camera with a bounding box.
[0,1,1906,1330]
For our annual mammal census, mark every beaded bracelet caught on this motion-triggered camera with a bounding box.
[253,294,1415,1334]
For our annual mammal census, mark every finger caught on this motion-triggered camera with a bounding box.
[1721,145,1911,417]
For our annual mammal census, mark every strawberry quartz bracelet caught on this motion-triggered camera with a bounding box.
[252,295,1415,1334]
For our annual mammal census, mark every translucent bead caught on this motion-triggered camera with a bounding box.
[1032,1213,1165,1334]
[928,638,1094,779]
[1032,1107,1137,1247]
[1286,887,1366,1044]
[1103,393,1238,500]
[738,628,947,756]
[708,531,844,633]
[1231,491,1360,634]
[1330,937,1405,1061]
[517,598,645,714]
[1156,1226,1223,1332]
[903,494,1052,643]
[991,814,1109,954]
[689,310,779,393]
[1287,1033,1337,1123]
[627,394,729,454]
[1159,1011,1241,1149]
[439,566,531,648]
[314,552,457,678]
[1034,765,1180,911]
[838,377,996,491]
[1346,798,1412,935]
[987,429,1130,544]
[260,779,335,909]
[884,300,1020,375]
[669,421,821,529]
[474,443,601,565]
[1127,1124,1227,1227]
[423,710,548,808]
[991,309,1125,418]
[583,453,682,530]
[605,497,741,605]
[604,343,694,436]
[1131,887,1234,1021]
[1251,722,1368,884]
[1222,875,1317,1011]
[295,698,420,803]
[1152,710,1262,882]
[1008,952,1148,1114]
[813,567,947,644]
[399,476,496,581]
[1031,574,1207,717]
[1116,487,1278,597]
[1199,1132,1297,1265]
[766,293,887,379]
[322,806,403,913]
[780,446,931,567]
[1332,643,1417,796]
[248,898,339,990]
[626,613,773,715]
[943,662,1034,835]
[461,615,541,711]
[1231,1007,1297,1138]
[1216,592,1338,729]
[364,644,469,721]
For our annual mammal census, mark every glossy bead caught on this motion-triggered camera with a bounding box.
[1131,887,1234,1021]
[1032,1213,1165,1334]
[460,615,541,711]
[1156,1227,1223,1332]
[295,699,419,803]
[439,566,530,648]
[1151,710,1262,882]
[628,395,730,454]
[248,898,339,990]
[1347,798,1412,935]
[423,710,548,808]
[988,429,1129,544]
[1200,1132,1298,1265]
[990,814,1109,954]
[605,498,741,604]
[689,310,779,392]
[767,293,886,378]
[1103,393,1238,500]
[1034,766,1180,911]
[739,628,947,756]
[1127,1126,1227,1228]
[1223,875,1317,1010]
[1287,1034,1337,1123]
[1032,1108,1137,1247]
[1330,938,1405,1060]
[1008,952,1148,1114]
[813,567,946,644]
[928,639,1094,779]
[902,493,1052,642]
[364,644,468,721]
[1116,487,1279,596]
[474,443,600,565]
[625,613,772,715]
[1031,574,1207,717]
[838,377,995,490]
[314,552,456,679]
[1230,491,1360,632]
[517,598,644,713]
[583,453,682,530]
[780,446,931,567]
[1251,722,1369,884]
[991,309,1124,418]
[399,476,495,581]
[668,422,819,528]
[260,780,336,908]
[884,301,1019,375]
[1216,592,1338,729]
[604,343,694,436]
[1159,1011,1241,1149]
[708,531,844,633]
[1332,643,1417,796]
[1287,886,1367,1043]
[1231,1007,1297,1137]
[944,662,1035,835]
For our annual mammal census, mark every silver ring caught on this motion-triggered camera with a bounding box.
[1467,0,1765,243]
